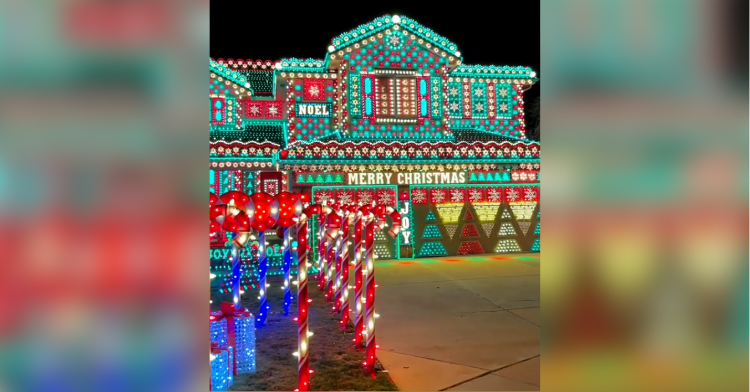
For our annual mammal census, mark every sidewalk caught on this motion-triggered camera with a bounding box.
[371,254,540,391]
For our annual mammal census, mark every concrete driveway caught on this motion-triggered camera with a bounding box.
[371,254,540,391]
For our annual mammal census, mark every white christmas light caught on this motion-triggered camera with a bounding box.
[328,45,336,52]
[392,15,401,24]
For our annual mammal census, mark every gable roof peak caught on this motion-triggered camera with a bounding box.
[328,14,461,58]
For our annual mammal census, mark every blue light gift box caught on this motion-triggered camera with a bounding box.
[211,302,256,376]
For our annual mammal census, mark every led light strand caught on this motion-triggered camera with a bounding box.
[256,231,268,328]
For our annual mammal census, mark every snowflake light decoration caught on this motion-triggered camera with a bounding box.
[249,105,261,115]
[267,105,279,116]
[308,85,320,97]
[506,188,520,202]
[524,188,537,201]
[450,189,465,203]
[449,102,459,112]
[474,87,483,97]
[317,191,332,204]
[378,191,393,206]
[474,102,484,112]
[412,189,427,204]
[358,191,372,205]
[469,189,483,203]
[487,188,501,202]
[431,189,446,204]
[449,87,459,96]
[339,191,353,205]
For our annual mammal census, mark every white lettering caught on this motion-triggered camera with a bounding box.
[397,173,404,184]
[458,172,466,183]
[401,231,411,245]
[440,173,450,184]
[399,202,410,214]
[322,105,329,115]
[384,173,393,184]
[348,173,358,185]
[359,173,366,184]
[404,173,413,184]
[314,105,322,115]
[451,173,459,183]
[376,173,384,184]
[298,105,306,115]
[367,173,375,184]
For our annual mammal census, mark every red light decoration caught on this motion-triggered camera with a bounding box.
[250,192,280,232]
[275,191,302,228]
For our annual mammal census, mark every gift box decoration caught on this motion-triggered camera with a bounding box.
[214,302,256,375]
[210,346,230,391]
[210,313,228,347]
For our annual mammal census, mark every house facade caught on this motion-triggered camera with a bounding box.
[210,15,539,273]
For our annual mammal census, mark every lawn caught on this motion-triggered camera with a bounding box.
[212,277,398,391]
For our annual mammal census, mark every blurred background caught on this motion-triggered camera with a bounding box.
[0,0,207,392]
[0,0,745,392]
[541,0,747,391]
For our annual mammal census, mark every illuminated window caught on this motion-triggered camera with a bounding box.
[376,76,417,119]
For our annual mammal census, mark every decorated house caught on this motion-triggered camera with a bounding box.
[210,15,539,279]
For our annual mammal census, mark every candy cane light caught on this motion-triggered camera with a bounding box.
[250,192,279,328]
[276,191,303,316]
[324,208,342,302]
[296,204,320,392]
[363,204,401,374]
[338,205,356,327]
[353,204,370,348]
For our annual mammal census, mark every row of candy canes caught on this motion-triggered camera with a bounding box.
[313,202,402,375]
[210,191,403,390]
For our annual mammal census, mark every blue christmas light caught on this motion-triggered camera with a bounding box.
[256,231,269,328]
[211,350,229,391]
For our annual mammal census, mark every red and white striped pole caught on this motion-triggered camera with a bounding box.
[324,210,341,300]
[363,210,377,373]
[338,206,354,325]
[334,206,351,314]
[296,204,320,392]
[353,205,369,347]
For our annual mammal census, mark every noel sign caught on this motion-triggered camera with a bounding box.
[295,103,332,117]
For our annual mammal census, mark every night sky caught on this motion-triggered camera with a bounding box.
[210,1,540,136]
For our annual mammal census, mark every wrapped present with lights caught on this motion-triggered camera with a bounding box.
[210,343,233,391]
[210,302,257,375]
[209,13,539,274]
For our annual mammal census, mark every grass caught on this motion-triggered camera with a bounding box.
[212,278,398,391]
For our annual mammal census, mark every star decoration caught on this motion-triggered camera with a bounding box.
[449,87,459,96]
[474,88,484,97]
[499,88,508,97]
[500,103,508,112]
[474,102,485,112]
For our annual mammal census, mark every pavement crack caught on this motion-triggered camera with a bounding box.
[438,355,541,391]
